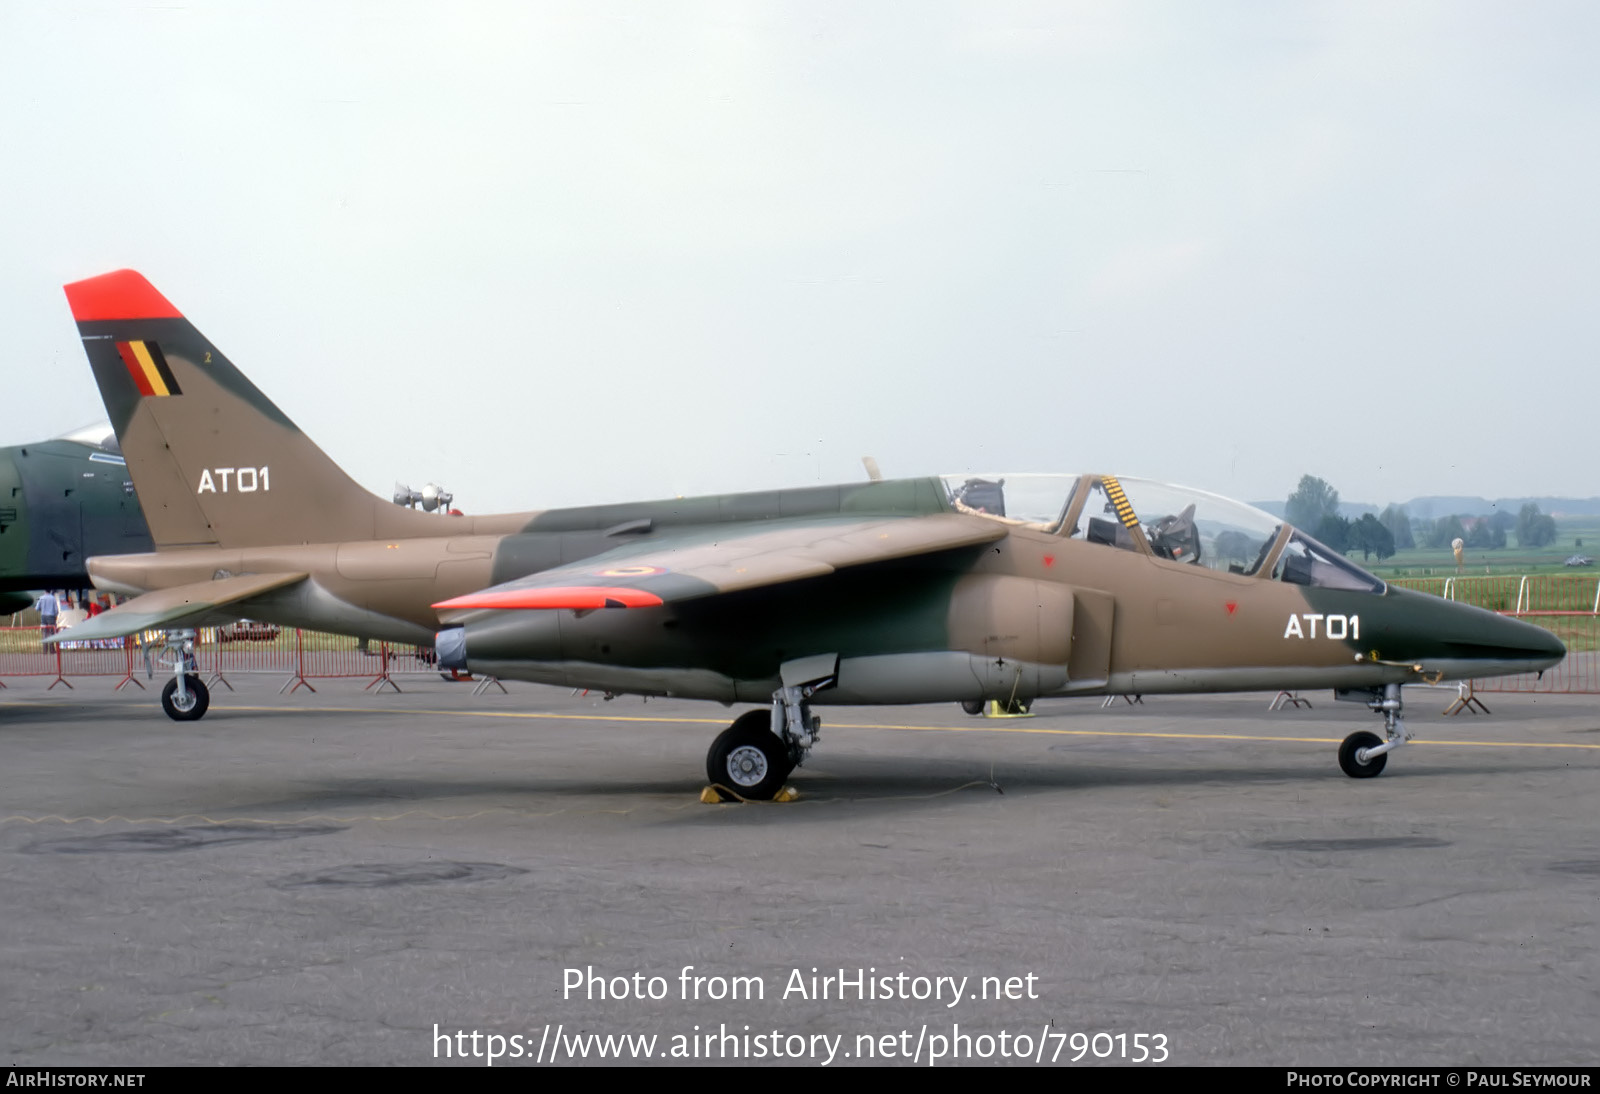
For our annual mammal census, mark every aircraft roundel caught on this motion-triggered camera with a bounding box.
[597,565,668,578]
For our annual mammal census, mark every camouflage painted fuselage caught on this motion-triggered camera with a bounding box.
[86,473,1564,706]
[64,269,1564,706]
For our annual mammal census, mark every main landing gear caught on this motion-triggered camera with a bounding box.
[146,629,210,722]
[705,655,836,801]
[1338,682,1410,778]
[706,711,793,801]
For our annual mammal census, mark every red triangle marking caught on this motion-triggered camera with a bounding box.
[1043,554,1055,568]
[1225,601,1238,615]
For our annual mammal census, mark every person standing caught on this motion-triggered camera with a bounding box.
[35,590,59,636]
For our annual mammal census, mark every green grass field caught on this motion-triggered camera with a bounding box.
[1375,516,1599,579]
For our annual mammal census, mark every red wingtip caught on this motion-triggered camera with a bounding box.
[64,270,183,322]
[433,586,666,611]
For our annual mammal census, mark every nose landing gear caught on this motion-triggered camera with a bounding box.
[1337,683,1410,778]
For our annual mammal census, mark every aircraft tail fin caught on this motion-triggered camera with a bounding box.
[64,270,439,549]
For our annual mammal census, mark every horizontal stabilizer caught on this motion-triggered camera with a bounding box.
[45,572,306,643]
[435,512,1003,614]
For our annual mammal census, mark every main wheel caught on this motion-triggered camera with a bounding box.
[161,675,210,722]
[1338,730,1387,778]
[706,710,792,801]
[960,699,985,716]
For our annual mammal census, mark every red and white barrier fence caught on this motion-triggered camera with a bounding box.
[0,626,454,694]
[1391,576,1597,694]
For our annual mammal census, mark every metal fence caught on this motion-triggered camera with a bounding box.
[0,626,454,694]
[1391,573,1600,614]
[1390,575,1598,694]
[0,627,140,690]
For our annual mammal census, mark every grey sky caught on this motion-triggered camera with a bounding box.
[3,2,1596,513]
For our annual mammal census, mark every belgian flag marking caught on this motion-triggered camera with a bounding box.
[115,340,181,397]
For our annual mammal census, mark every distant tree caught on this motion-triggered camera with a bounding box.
[1286,476,1340,531]
[1350,513,1395,561]
[1426,515,1467,550]
[1379,505,1415,550]
[1489,510,1516,537]
[1465,519,1505,550]
[1213,530,1257,566]
[1314,513,1352,553]
[1516,503,1557,549]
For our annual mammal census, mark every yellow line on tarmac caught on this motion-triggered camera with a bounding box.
[226,705,1600,751]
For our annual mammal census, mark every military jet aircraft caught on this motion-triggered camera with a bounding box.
[0,424,152,614]
[54,270,1565,798]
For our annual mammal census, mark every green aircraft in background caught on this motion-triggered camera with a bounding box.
[0,424,153,614]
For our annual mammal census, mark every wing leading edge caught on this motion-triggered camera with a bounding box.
[434,512,1004,614]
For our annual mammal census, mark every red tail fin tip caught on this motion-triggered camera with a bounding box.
[64,270,184,322]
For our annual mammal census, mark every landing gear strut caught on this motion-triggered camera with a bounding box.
[146,629,210,722]
[705,654,837,801]
[1338,683,1409,778]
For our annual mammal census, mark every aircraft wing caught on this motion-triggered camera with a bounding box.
[44,572,307,643]
[434,512,1004,613]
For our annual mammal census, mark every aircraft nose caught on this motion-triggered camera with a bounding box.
[1383,588,1566,676]
[1514,613,1568,667]
[1472,602,1567,669]
[1454,602,1567,672]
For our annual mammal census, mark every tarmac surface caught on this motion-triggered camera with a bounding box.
[2,672,1597,1067]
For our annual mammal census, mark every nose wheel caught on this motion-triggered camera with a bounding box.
[1337,683,1410,778]
[1338,730,1387,778]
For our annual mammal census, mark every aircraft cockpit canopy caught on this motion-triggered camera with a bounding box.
[1272,532,1385,593]
[1073,477,1283,576]
[942,472,1387,592]
[941,474,1080,532]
